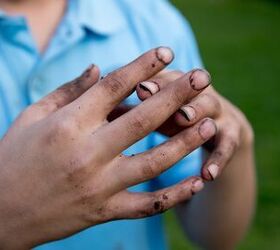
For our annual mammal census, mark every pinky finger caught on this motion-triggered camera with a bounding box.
[202,131,239,181]
[108,177,204,220]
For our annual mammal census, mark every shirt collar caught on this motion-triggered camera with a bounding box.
[0,9,26,26]
[1,0,127,35]
[75,0,127,36]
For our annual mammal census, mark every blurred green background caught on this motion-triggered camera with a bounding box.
[165,0,280,249]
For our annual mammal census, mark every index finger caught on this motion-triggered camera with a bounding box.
[69,47,174,125]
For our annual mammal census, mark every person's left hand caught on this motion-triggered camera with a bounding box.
[132,69,253,181]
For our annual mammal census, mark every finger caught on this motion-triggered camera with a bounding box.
[175,92,221,126]
[21,65,100,125]
[95,69,211,157]
[112,118,216,189]
[107,177,204,220]
[70,47,174,123]
[107,104,134,122]
[201,127,240,181]
[136,70,183,100]
[136,69,210,101]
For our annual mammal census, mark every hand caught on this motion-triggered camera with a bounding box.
[135,69,253,181]
[0,48,216,249]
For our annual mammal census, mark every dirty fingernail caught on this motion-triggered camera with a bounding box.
[82,64,95,77]
[179,106,196,122]
[198,119,217,140]
[189,69,211,91]
[139,81,159,95]
[156,47,174,65]
[208,164,219,180]
[192,178,204,193]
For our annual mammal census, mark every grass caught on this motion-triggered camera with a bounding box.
[165,0,280,249]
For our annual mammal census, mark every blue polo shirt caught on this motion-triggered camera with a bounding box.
[0,0,203,249]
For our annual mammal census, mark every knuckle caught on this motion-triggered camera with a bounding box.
[135,59,147,73]
[55,119,75,136]
[103,72,128,96]
[127,111,151,137]
[175,136,191,153]
[47,118,77,143]
[169,84,186,106]
[138,150,170,181]
[64,157,88,181]
[141,156,158,179]
[223,131,239,151]
[58,81,77,96]
[212,149,224,161]
[195,93,221,115]
[81,199,108,225]
[39,99,60,114]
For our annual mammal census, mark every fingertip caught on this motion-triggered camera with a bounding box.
[156,46,174,65]
[92,64,101,75]
[207,163,219,180]
[201,166,214,181]
[136,84,152,100]
[136,81,159,100]
[191,177,204,193]
[189,69,211,91]
[201,162,220,181]
[174,106,196,126]
[198,118,217,140]
[81,64,100,85]
[89,64,101,79]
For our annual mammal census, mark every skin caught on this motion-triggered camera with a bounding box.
[0,1,256,249]
[0,47,216,249]
[135,70,256,249]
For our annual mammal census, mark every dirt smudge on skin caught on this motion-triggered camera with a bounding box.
[162,194,168,200]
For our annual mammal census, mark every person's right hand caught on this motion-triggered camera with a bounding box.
[0,47,216,249]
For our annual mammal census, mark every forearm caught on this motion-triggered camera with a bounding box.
[176,129,256,250]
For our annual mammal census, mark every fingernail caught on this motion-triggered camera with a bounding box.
[192,178,204,193]
[83,64,94,78]
[189,69,211,91]
[179,106,196,122]
[208,164,219,180]
[156,47,174,65]
[198,119,217,140]
[139,81,159,95]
